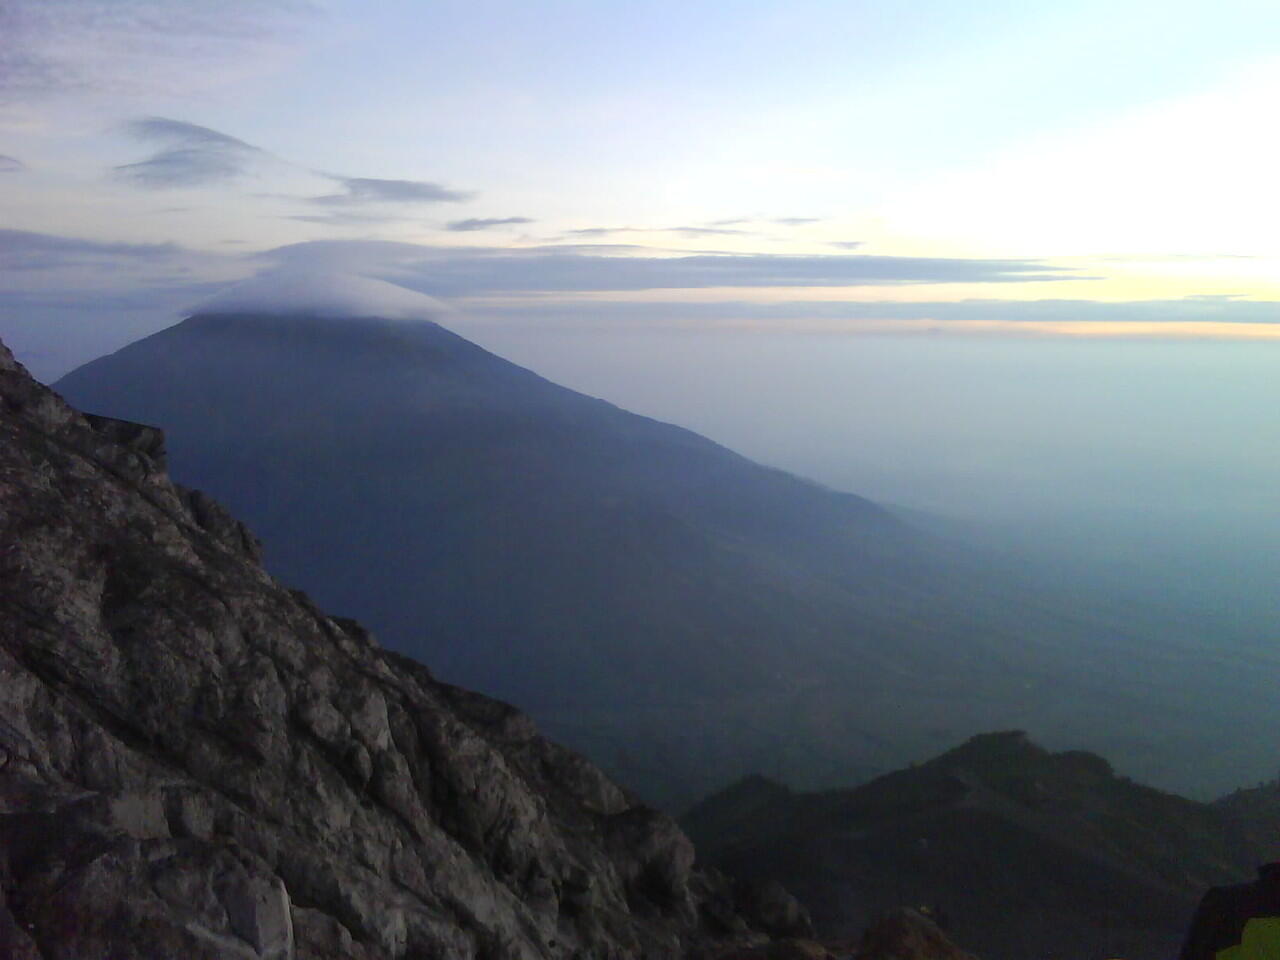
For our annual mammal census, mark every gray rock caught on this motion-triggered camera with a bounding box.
[0,337,772,959]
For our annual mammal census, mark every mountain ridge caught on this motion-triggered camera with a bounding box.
[682,731,1270,960]
[0,333,807,959]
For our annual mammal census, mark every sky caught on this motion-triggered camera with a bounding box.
[2,0,1279,657]
[2,0,1280,380]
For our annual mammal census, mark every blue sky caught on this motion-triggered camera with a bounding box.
[2,0,1280,379]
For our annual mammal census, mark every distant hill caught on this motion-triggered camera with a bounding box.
[683,731,1265,960]
[1215,777,1280,863]
[54,306,1280,807]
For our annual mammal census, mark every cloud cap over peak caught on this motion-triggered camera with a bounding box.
[193,268,450,322]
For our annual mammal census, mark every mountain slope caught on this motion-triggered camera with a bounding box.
[0,335,805,959]
[53,308,1277,807]
[1215,778,1280,863]
[683,732,1262,960]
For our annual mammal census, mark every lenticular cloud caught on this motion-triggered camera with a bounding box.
[193,269,449,321]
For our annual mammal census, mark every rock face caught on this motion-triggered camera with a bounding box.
[684,732,1262,960]
[0,336,802,958]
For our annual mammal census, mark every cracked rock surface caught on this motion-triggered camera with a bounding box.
[0,338,805,959]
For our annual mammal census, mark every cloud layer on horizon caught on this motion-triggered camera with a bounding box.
[456,292,1280,329]
[258,238,1074,294]
[3,227,1273,328]
[1,228,1276,381]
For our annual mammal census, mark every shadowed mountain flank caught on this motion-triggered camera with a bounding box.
[683,732,1264,960]
[53,309,1276,808]
[0,336,808,959]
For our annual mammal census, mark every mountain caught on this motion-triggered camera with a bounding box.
[53,301,1280,807]
[1215,777,1280,860]
[682,732,1264,960]
[0,335,812,958]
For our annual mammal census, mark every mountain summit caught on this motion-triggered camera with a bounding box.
[52,302,1257,806]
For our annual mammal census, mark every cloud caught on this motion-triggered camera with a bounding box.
[0,155,25,172]
[256,238,1076,296]
[285,212,408,226]
[114,117,266,188]
[667,226,749,237]
[193,268,450,321]
[449,292,1280,333]
[0,228,180,269]
[566,225,749,237]
[111,117,470,209]
[702,217,819,227]
[446,217,535,232]
[0,0,319,101]
[309,176,473,206]
[565,227,644,237]
[829,241,865,249]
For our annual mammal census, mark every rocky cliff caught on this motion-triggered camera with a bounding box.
[0,335,805,959]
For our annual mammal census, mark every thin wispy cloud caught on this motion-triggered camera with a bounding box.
[0,228,180,269]
[0,155,25,172]
[309,176,472,206]
[0,0,319,102]
[567,225,750,238]
[566,227,645,236]
[286,212,407,226]
[449,292,1280,333]
[703,217,820,228]
[114,117,266,188]
[257,238,1076,295]
[1097,253,1260,263]
[110,117,475,212]
[668,226,749,237]
[447,217,535,232]
[830,241,865,249]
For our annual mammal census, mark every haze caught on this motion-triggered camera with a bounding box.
[461,325,1280,638]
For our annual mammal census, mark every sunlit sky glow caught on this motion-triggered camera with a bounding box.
[2,0,1279,376]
